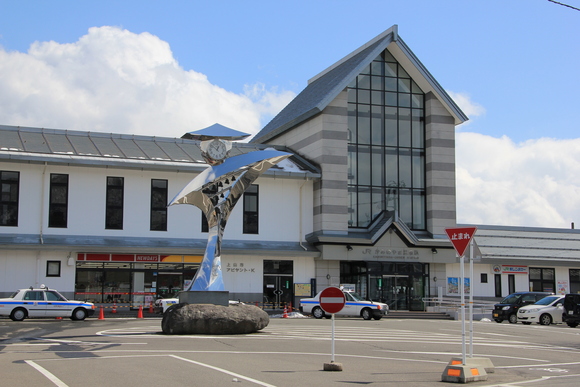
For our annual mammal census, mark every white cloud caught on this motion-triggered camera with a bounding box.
[456,132,580,228]
[446,91,485,124]
[0,26,294,138]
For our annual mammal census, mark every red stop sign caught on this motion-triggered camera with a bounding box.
[319,287,346,314]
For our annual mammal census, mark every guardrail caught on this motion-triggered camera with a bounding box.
[422,297,495,318]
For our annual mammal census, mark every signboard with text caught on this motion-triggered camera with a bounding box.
[445,227,477,257]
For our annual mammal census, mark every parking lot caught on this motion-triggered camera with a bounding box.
[2,315,580,386]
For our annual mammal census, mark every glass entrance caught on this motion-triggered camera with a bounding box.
[263,260,293,309]
[368,274,426,311]
[263,275,293,308]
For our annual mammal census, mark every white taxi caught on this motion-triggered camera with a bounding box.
[0,285,95,321]
[300,290,388,320]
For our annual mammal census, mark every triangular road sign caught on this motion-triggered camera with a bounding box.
[445,227,477,257]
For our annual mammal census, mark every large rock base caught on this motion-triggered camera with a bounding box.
[161,303,269,335]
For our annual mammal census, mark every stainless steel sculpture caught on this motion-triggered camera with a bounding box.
[169,125,291,292]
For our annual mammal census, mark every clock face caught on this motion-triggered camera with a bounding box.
[207,139,228,161]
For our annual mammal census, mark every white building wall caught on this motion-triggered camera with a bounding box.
[1,161,313,242]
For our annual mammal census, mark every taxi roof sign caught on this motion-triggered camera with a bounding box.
[445,227,477,257]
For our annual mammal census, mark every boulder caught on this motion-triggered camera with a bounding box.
[161,303,269,335]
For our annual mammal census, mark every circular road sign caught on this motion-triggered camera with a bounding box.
[319,286,346,314]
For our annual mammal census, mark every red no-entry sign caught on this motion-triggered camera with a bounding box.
[445,227,477,257]
[319,286,346,314]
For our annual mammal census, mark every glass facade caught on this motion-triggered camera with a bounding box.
[347,49,426,229]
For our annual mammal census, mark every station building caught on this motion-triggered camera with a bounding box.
[2,25,579,310]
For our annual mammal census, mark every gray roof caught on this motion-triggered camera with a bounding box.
[0,124,320,178]
[0,233,320,257]
[460,224,580,266]
[251,25,468,144]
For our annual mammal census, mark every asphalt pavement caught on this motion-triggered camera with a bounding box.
[2,314,580,386]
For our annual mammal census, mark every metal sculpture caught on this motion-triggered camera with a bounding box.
[169,124,291,292]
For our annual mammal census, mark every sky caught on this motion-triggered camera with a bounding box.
[0,0,579,229]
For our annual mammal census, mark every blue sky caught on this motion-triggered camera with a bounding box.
[0,0,579,228]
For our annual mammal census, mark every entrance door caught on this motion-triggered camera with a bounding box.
[371,275,425,311]
[263,275,292,309]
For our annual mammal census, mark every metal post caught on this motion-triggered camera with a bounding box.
[460,253,466,365]
[469,239,474,358]
[331,313,336,363]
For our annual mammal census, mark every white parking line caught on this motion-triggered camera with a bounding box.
[170,354,277,386]
[24,360,69,387]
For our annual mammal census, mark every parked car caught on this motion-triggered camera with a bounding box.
[493,291,554,324]
[516,295,564,325]
[300,290,388,320]
[562,293,580,328]
[0,285,95,321]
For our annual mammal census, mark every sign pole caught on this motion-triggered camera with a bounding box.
[469,239,474,358]
[331,313,336,363]
[460,252,466,365]
[320,286,345,371]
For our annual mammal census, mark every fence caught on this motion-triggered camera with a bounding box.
[422,297,495,319]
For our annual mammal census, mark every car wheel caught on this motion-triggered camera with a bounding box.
[567,322,579,328]
[361,308,372,320]
[521,322,532,325]
[71,308,87,321]
[494,319,503,323]
[312,306,325,319]
[10,308,27,321]
[508,314,518,324]
[539,313,552,326]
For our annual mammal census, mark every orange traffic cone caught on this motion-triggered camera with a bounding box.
[111,302,117,314]
[137,305,144,318]
[283,305,288,318]
[149,301,154,314]
[55,316,62,320]
[98,306,105,320]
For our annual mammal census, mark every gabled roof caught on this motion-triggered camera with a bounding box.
[251,25,468,144]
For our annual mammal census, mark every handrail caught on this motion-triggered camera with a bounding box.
[422,297,495,315]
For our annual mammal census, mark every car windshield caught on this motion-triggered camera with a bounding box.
[500,294,522,304]
[9,291,18,298]
[534,296,560,306]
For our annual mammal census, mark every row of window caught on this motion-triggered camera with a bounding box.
[0,171,259,234]
[347,49,426,230]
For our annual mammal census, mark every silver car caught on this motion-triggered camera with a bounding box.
[517,295,564,325]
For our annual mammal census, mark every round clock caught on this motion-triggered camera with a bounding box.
[207,139,228,161]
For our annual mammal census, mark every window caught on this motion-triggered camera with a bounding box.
[529,267,555,293]
[106,177,124,230]
[480,273,488,283]
[46,261,61,277]
[150,179,168,231]
[49,174,68,228]
[0,170,19,227]
[570,269,580,294]
[243,184,259,234]
[347,49,425,229]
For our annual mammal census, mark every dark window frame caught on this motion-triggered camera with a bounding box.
[106,176,124,230]
[243,184,259,234]
[150,179,168,231]
[0,170,19,227]
[480,273,488,283]
[46,260,61,277]
[347,50,426,230]
[49,173,69,228]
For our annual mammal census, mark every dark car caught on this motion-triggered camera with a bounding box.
[562,293,580,328]
[493,291,554,324]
